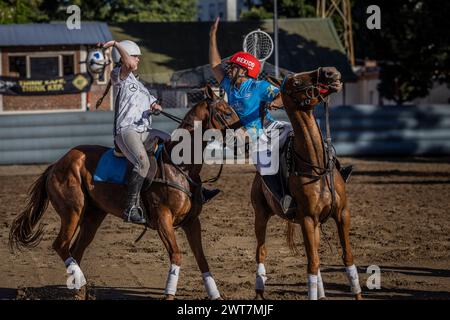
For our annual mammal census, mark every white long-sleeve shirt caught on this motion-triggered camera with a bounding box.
[110,67,157,135]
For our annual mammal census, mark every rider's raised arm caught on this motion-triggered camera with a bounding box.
[102,40,137,80]
[114,41,138,80]
[209,17,225,84]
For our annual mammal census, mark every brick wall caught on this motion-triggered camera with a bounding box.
[1,45,111,112]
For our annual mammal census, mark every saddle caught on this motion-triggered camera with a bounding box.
[94,137,164,186]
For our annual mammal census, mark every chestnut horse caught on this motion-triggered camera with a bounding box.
[252,68,363,300]
[9,86,239,300]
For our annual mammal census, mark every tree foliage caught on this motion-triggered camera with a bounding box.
[243,0,450,104]
[0,0,197,23]
[353,0,450,104]
[241,0,315,20]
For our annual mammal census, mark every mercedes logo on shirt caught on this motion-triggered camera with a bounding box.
[129,83,138,92]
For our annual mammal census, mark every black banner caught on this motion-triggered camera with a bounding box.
[0,73,93,95]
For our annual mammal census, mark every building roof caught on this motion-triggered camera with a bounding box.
[0,22,112,46]
[109,18,356,83]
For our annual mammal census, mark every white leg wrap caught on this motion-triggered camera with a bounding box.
[255,263,267,291]
[65,257,86,290]
[317,269,326,299]
[202,272,220,300]
[164,264,180,296]
[307,274,318,300]
[345,264,362,294]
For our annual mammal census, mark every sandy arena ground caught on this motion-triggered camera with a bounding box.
[0,157,449,300]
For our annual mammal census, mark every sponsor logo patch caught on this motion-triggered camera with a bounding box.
[236,57,255,70]
[129,83,138,92]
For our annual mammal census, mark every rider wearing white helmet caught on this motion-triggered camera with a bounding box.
[100,39,168,224]
[99,39,220,224]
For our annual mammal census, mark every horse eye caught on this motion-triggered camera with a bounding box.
[293,80,301,86]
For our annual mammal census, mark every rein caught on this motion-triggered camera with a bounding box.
[157,98,233,184]
[281,68,338,222]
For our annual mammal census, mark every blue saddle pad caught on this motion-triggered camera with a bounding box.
[93,144,165,185]
[93,149,129,184]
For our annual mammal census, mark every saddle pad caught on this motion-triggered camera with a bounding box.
[93,149,129,184]
[93,144,164,185]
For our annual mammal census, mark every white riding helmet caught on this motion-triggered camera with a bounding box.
[111,40,142,64]
[87,49,109,74]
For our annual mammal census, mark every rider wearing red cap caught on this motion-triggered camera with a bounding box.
[209,17,288,161]
[209,18,296,213]
[209,18,353,215]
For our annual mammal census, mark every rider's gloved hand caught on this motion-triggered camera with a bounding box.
[150,103,162,115]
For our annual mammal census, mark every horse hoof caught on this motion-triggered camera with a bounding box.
[355,293,363,300]
[165,294,176,300]
[73,286,87,300]
[319,297,327,300]
[255,291,265,300]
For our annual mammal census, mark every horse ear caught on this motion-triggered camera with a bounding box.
[204,84,217,100]
[266,76,282,88]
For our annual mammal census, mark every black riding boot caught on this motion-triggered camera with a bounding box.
[201,187,221,204]
[339,165,354,183]
[122,171,147,225]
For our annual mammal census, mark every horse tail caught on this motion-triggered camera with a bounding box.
[285,221,300,255]
[9,164,53,252]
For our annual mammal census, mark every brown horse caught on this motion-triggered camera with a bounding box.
[9,85,239,300]
[252,67,363,300]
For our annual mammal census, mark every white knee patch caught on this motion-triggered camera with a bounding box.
[345,264,362,294]
[317,269,326,299]
[255,263,267,291]
[65,257,86,290]
[165,264,180,296]
[307,274,318,300]
[202,272,220,300]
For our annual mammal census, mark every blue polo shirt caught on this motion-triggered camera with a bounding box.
[220,75,279,140]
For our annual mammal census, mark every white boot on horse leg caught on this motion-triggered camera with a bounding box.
[345,264,363,300]
[255,263,267,299]
[164,264,180,300]
[65,257,87,290]
[202,272,221,300]
[317,269,326,299]
[307,274,320,300]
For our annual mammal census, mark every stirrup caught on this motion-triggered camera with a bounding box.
[123,205,147,225]
[281,195,296,220]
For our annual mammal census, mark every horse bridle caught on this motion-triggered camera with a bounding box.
[281,67,338,223]
[158,97,235,184]
[161,97,233,131]
[206,97,235,131]
[281,67,333,107]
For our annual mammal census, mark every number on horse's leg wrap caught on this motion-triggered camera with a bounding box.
[255,263,267,291]
[345,264,362,294]
[307,274,318,300]
[65,257,86,290]
[317,269,326,299]
[164,264,180,296]
[202,272,220,299]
